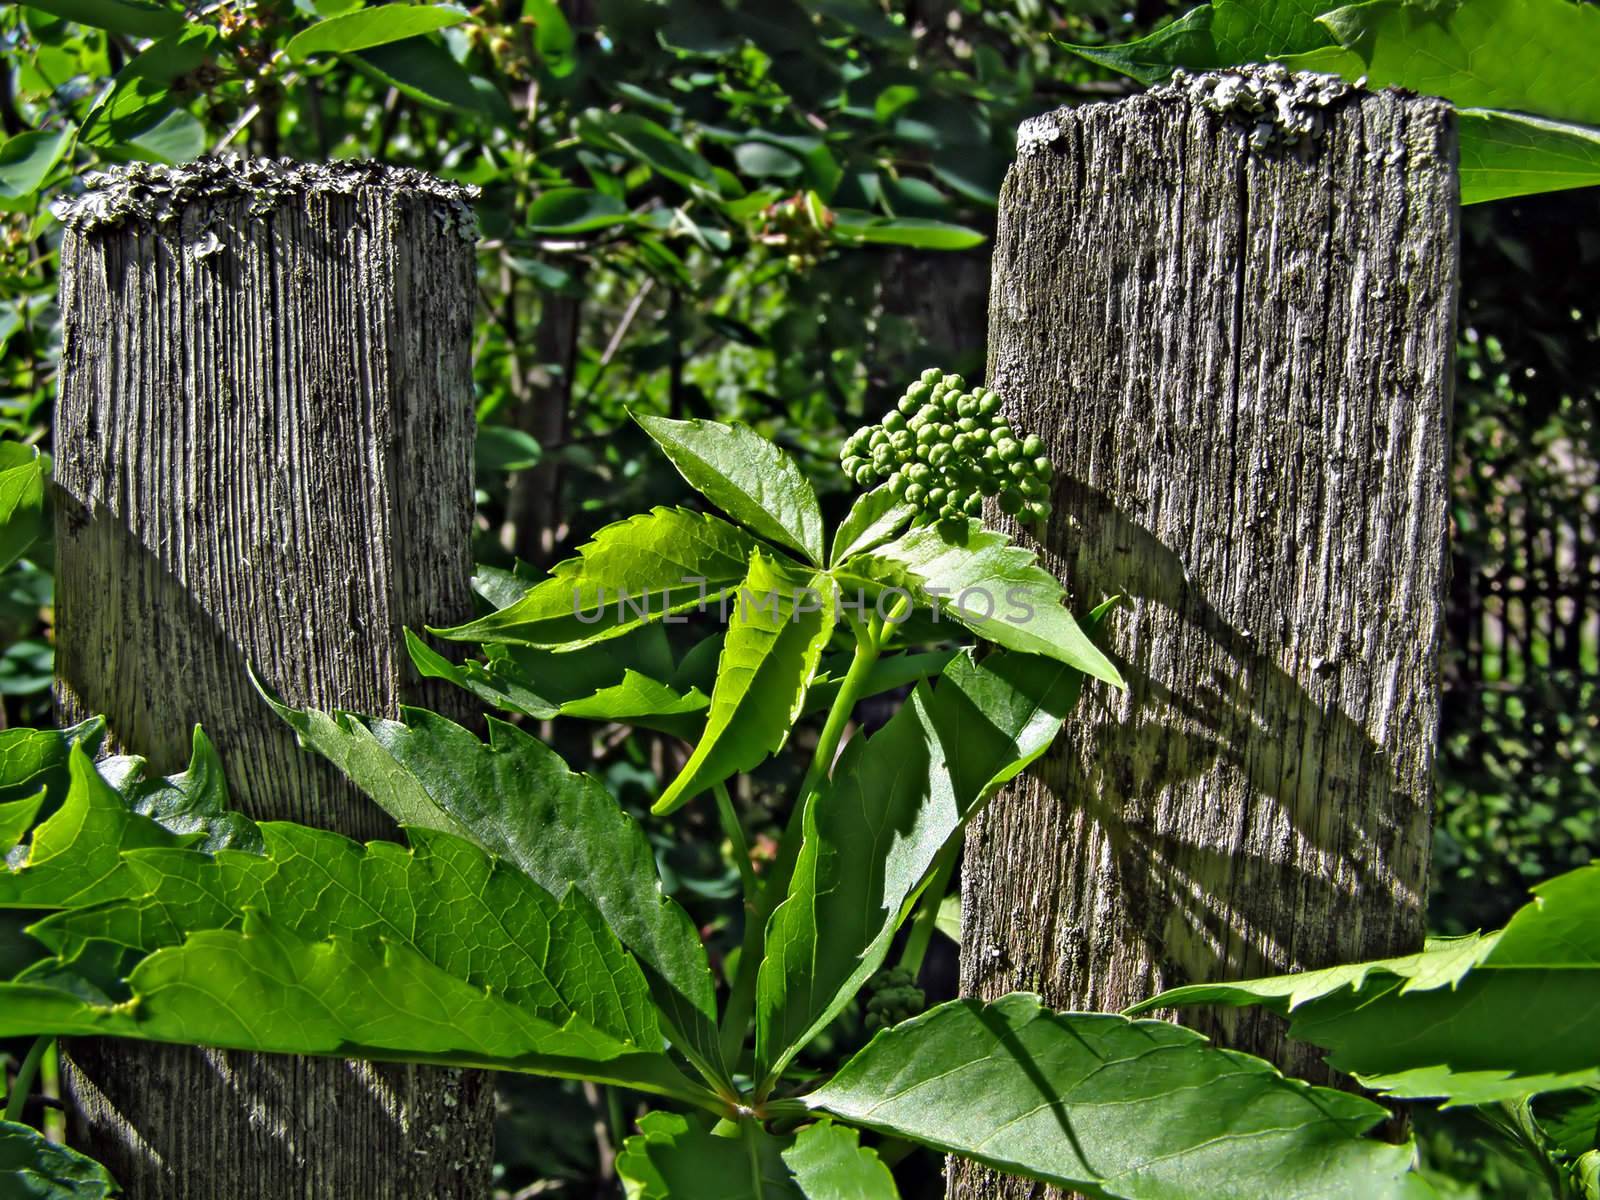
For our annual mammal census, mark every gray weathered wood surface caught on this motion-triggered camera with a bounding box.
[950,71,1458,1199]
[52,159,495,1198]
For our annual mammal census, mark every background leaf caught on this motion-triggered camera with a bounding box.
[286,4,471,60]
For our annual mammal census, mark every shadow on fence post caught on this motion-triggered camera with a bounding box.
[952,70,1458,1199]
[51,159,495,1198]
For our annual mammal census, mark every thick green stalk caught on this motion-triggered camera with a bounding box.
[4,1036,49,1125]
[717,632,883,1070]
[714,782,760,900]
[899,839,959,979]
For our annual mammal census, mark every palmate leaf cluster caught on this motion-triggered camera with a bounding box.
[1062,0,1600,205]
[0,413,1453,1200]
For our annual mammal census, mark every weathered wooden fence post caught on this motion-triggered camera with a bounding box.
[51,159,495,1197]
[952,69,1458,1198]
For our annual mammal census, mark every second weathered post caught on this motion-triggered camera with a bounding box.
[953,70,1458,1197]
[52,159,495,1197]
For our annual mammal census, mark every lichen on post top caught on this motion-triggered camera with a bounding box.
[50,155,481,240]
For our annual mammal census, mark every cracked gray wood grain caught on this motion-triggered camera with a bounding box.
[950,73,1458,1200]
[52,159,495,1199]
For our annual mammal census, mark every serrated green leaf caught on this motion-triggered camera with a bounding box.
[1059,4,1219,85]
[526,188,632,234]
[636,416,825,564]
[0,444,46,566]
[618,1111,800,1200]
[286,3,470,60]
[755,650,1087,1084]
[256,683,477,843]
[0,791,45,855]
[0,748,184,909]
[261,701,725,1080]
[0,1120,116,1199]
[843,520,1122,686]
[654,552,836,816]
[558,670,709,730]
[1145,864,1600,1105]
[432,507,757,649]
[0,719,104,815]
[1457,109,1600,204]
[97,726,260,854]
[829,485,915,566]
[3,908,701,1101]
[21,0,182,37]
[806,994,1415,1200]
[1126,931,1499,1016]
[782,1121,899,1199]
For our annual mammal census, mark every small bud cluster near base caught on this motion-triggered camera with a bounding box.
[862,967,925,1033]
[840,369,1054,527]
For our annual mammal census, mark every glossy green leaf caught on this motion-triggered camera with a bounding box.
[98,725,262,854]
[781,1121,900,1200]
[616,1111,800,1199]
[828,485,915,566]
[1457,109,1600,204]
[830,211,985,250]
[0,792,45,854]
[1057,0,1349,85]
[636,415,825,564]
[432,507,757,649]
[0,131,70,209]
[577,111,721,197]
[21,0,182,37]
[1143,864,1600,1105]
[1126,932,1499,1017]
[524,0,577,77]
[755,650,1087,1083]
[4,907,702,1100]
[526,188,632,234]
[476,424,543,473]
[807,994,1415,1200]
[354,35,491,116]
[0,748,185,909]
[0,1121,116,1200]
[1313,0,1600,127]
[557,671,709,729]
[843,520,1123,686]
[286,3,471,60]
[80,25,215,147]
[653,552,836,816]
[0,719,106,816]
[262,701,725,1079]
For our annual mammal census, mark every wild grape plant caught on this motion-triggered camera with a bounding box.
[3,389,1583,1198]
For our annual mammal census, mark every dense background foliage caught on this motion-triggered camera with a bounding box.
[1,1,1596,1195]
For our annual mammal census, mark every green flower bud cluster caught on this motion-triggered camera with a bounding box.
[840,369,1054,525]
[863,966,925,1033]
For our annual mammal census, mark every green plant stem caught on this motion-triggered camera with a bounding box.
[714,782,759,900]
[899,839,959,979]
[4,1036,49,1125]
[717,631,884,1069]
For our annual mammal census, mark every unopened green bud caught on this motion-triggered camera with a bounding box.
[976,391,1000,417]
[999,489,1024,516]
[887,470,905,496]
[904,482,926,505]
[883,411,905,433]
[956,416,978,434]
[963,493,983,516]
[1022,434,1044,457]
[1033,456,1053,477]
[891,430,914,453]
[919,367,942,385]
[926,487,946,508]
